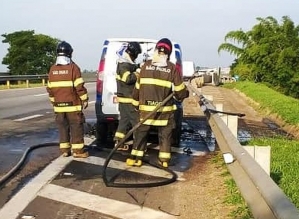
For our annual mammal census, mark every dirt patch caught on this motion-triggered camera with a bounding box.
[177,152,235,219]
[233,88,299,139]
[177,84,296,218]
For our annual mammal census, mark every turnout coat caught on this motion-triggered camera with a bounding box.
[132,59,189,126]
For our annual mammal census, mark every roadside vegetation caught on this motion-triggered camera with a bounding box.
[224,81,299,128]
[223,81,299,211]
[218,16,299,99]
[247,137,299,208]
[217,15,299,215]
[1,30,58,75]
[211,151,253,218]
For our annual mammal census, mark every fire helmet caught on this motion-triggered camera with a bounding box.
[156,38,172,56]
[126,42,142,61]
[56,41,73,58]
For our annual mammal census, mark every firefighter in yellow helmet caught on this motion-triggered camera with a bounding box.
[47,41,89,158]
[127,38,189,167]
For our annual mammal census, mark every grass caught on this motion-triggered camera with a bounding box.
[222,81,299,213]
[223,81,299,126]
[211,151,253,218]
[244,137,299,208]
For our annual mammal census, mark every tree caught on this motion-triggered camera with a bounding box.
[1,30,59,75]
[218,16,299,98]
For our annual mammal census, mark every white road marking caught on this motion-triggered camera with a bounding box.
[9,149,24,153]
[38,184,176,219]
[0,153,183,219]
[88,100,95,104]
[0,156,73,219]
[124,140,207,156]
[13,114,43,121]
[76,156,185,181]
[33,93,48,97]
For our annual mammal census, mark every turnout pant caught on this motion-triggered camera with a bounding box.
[55,112,85,152]
[132,115,175,162]
[114,103,139,142]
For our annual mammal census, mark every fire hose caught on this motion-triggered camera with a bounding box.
[0,93,178,189]
[0,142,59,188]
[102,92,178,188]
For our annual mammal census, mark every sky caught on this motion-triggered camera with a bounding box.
[0,0,299,72]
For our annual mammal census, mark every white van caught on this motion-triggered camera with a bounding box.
[95,38,183,146]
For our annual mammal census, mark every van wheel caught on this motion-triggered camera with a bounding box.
[96,121,108,146]
[172,124,182,147]
[172,107,183,147]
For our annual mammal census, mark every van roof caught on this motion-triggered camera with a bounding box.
[105,38,178,45]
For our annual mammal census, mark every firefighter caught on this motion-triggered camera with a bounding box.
[127,38,189,167]
[114,42,142,151]
[47,41,89,158]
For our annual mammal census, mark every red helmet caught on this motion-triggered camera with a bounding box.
[156,38,172,56]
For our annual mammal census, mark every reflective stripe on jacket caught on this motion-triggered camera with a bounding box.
[115,57,139,104]
[132,60,189,126]
[47,62,88,113]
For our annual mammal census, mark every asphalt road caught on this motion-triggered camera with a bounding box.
[0,83,97,206]
[0,83,218,219]
[0,82,96,119]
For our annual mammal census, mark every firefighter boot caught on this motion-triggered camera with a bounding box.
[126,156,142,167]
[158,159,169,168]
[60,148,71,157]
[72,149,89,158]
[126,155,136,166]
[115,140,130,151]
[134,159,142,167]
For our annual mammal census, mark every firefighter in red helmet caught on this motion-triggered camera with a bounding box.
[47,41,89,158]
[127,38,189,167]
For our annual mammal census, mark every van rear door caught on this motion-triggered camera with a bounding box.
[101,40,157,115]
[101,42,123,115]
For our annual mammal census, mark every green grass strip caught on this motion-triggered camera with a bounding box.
[246,137,299,208]
[224,81,299,126]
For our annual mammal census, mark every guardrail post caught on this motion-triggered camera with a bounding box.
[215,103,238,138]
[221,115,238,138]
[6,80,10,89]
[243,145,271,175]
[42,78,45,86]
[26,80,29,88]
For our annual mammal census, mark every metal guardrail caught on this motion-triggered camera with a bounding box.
[187,82,299,219]
[0,73,96,89]
[0,75,48,88]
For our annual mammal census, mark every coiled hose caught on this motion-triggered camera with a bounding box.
[102,92,178,188]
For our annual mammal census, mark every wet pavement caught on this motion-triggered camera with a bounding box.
[0,117,214,219]
[0,85,290,218]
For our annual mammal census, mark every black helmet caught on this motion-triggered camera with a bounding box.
[126,42,142,61]
[57,41,73,58]
[156,38,172,56]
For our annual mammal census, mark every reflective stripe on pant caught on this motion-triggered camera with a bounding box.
[157,116,175,162]
[132,115,175,162]
[132,124,150,159]
[114,103,139,141]
[56,112,85,150]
